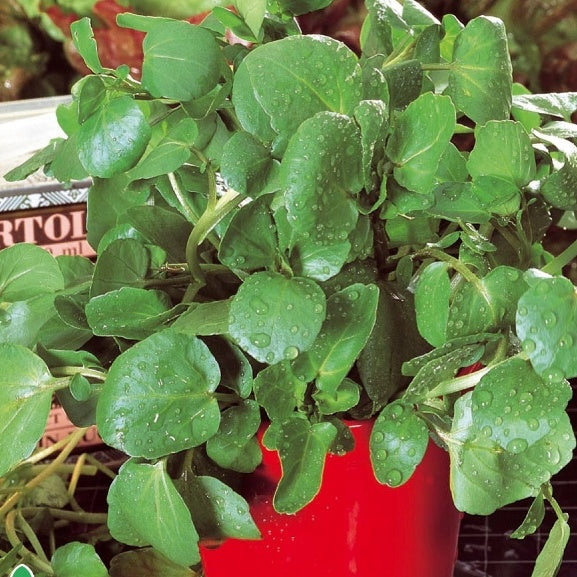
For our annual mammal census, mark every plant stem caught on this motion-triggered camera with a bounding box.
[49,366,107,382]
[185,187,246,288]
[5,510,54,575]
[542,236,577,275]
[0,428,88,518]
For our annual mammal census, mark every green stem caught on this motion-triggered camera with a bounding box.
[382,37,416,68]
[50,366,107,382]
[542,236,577,275]
[185,187,246,287]
[415,246,486,295]
[426,365,492,398]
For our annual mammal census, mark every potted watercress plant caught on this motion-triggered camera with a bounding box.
[2,0,577,575]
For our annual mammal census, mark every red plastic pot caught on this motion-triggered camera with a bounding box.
[200,420,461,577]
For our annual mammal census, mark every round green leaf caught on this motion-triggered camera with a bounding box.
[96,330,221,458]
[517,275,577,381]
[0,344,54,476]
[233,35,362,154]
[447,16,512,124]
[0,244,64,301]
[78,96,151,177]
[472,358,572,453]
[107,459,200,566]
[467,120,536,187]
[85,287,173,340]
[370,400,429,487]
[448,393,575,515]
[229,271,326,364]
[140,20,222,101]
[51,543,108,577]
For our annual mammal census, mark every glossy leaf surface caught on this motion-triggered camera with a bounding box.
[107,459,200,566]
[97,330,221,458]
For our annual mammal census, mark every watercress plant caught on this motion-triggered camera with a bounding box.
[2,0,577,574]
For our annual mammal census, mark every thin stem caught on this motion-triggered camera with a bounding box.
[17,511,50,563]
[0,428,88,518]
[49,366,107,382]
[185,187,246,287]
[426,365,492,398]
[541,236,577,276]
[5,510,53,575]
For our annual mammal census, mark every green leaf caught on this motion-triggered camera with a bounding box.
[124,205,192,262]
[429,182,490,224]
[0,244,64,301]
[177,475,260,541]
[313,378,360,415]
[404,342,484,401]
[233,35,362,154]
[535,130,577,211]
[77,96,152,177]
[70,18,105,74]
[171,300,231,337]
[125,17,223,101]
[448,266,528,339]
[107,459,200,566]
[206,400,261,472]
[510,493,545,539]
[126,118,198,181]
[415,261,450,347]
[90,239,150,297]
[219,195,277,270]
[467,120,536,187]
[220,131,274,196]
[471,176,521,217]
[85,287,175,340]
[295,284,379,395]
[109,548,198,577]
[386,92,456,194]
[531,516,571,577]
[270,416,337,513]
[354,99,388,191]
[3,139,60,182]
[280,112,363,280]
[51,542,108,577]
[235,0,266,36]
[447,393,575,515]
[382,59,423,110]
[517,275,577,381]
[229,271,326,364]
[512,92,577,121]
[370,401,429,487]
[0,345,54,476]
[435,143,468,183]
[253,361,308,421]
[358,281,428,406]
[447,16,512,124]
[96,330,221,458]
[275,0,333,16]
[471,358,572,452]
[203,336,253,398]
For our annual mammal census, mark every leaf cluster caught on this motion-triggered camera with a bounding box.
[3,0,577,574]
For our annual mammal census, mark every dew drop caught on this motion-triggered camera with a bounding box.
[522,339,536,354]
[507,438,528,454]
[386,469,403,487]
